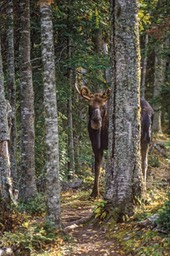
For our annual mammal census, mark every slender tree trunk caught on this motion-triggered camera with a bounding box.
[165,38,170,133]
[103,43,112,84]
[74,70,83,173]
[67,84,75,178]
[92,28,103,54]
[141,34,149,98]
[106,0,143,221]
[67,39,75,178]
[92,10,104,86]
[6,0,17,189]
[66,2,75,178]
[152,44,164,133]
[0,39,14,205]
[19,0,37,201]
[74,135,80,172]
[40,2,61,228]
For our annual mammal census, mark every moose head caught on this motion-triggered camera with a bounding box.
[75,85,111,131]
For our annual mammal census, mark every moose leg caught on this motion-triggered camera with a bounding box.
[91,151,103,198]
[141,142,149,184]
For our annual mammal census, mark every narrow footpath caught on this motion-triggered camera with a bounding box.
[60,192,124,256]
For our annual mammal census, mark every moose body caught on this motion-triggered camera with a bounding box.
[75,85,153,198]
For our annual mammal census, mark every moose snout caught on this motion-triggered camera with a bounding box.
[92,116,102,122]
[91,109,102,130]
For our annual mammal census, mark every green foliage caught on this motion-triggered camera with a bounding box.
[113,228,170,256]
[157,193,170,233]
[1,222,62,255]
[149,155,160,167]
[108,193,170,255]
[164,142,170,150]
[18,193,46,215]
[93,200,123,224]
[93,200,107,220]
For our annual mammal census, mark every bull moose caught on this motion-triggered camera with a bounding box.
[75,85,153,198]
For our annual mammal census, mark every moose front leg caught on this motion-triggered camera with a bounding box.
[141,142,149,185]
[91,151,103,198]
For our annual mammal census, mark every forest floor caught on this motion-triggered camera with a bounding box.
[60,191,125,256]
[61,192,124,256]
[0,134,170,256]
[58,134,170,256]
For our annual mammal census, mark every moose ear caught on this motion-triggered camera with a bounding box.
[102,88,111,100]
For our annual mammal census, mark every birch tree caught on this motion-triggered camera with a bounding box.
[67,74,75,178]
[106,0,144,221]
[66,3,75,177]
[0,38,13,206]
[67,38,75,178]
[19,0,37,201]
[6,0,17,189]
[141,34,149,98]
[40,0,61,228]
[152,43,164,133]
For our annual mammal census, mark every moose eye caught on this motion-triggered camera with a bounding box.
[100,105,106,115]
[101,105,106,111]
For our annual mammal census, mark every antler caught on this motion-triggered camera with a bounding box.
[75,71,93,100]
[74,73,82,95]
[102,88,111,102]
[75,70,111,101]
[80,86,93,100]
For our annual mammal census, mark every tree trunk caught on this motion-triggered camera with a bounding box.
[92,12,104,87]
[40,2,61,228]
[6,0,17,189]
[67,39,75,178]
[67,83,75,178]
[103,43,112,85]
[0,38,14,205]
[141,34,149,98]
[19,0,37,201]
[152,44,164,133]
[106,0,144,221]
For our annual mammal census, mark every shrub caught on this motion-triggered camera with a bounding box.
[18,193,46,215]
[157,192,170,233]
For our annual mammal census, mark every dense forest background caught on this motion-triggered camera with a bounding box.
[1,0,169,182]
[0,0,170,255]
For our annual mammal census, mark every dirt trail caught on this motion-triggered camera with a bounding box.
[60,137,170,255]
[60,194,123,256]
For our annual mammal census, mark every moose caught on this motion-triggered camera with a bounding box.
[75,85,153,198]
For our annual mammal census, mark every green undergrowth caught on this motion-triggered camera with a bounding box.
[93,188,170,255]
[0,212,68,255]
[1,187,170,255]
[157,192,170,233]
[61,189,94,208]
[108,224,170,256]
[18,193,46,215]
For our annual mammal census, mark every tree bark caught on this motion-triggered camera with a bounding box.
[152,43,164,133]
[103,43,112,84]
[40,2,61,228]
[67,38,75,178]
[106,0,144,221]
[6,0,17,189]
[0,38,14,205]
[92,10,104,87]
[19,0,37,201]
[67,83,75,178]
[141,34,149,98]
